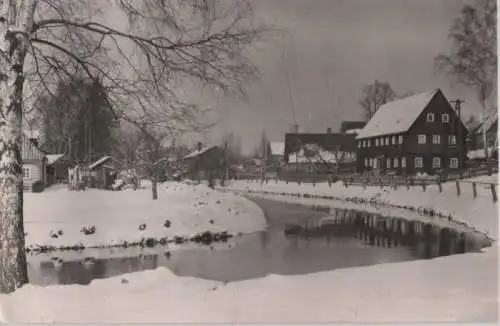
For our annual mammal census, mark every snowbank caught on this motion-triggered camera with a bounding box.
[0,178,496,323]
[23,182,267,249]
[1,246,497,323]
[224,175,499,239]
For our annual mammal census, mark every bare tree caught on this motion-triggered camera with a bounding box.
[359,80,397,121]
[435,0,497,159]
[0,0,264,293]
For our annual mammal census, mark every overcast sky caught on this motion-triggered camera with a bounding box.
[201,0,494,155]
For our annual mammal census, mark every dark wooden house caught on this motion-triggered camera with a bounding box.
[355,88,468,175]
[182,143,226,180]
[88,156,118,189]
[284,132,357,174]
[46,154,69,185]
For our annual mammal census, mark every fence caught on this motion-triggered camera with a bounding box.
[234,164,499,203]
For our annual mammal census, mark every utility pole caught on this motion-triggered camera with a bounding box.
[450,99,465,170]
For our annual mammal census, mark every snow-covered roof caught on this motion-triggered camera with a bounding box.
[89,156,112,170]
[345,128,362,134]
[183,145,217,160]
[270,142,285,156]
[46,154,64,165]
[288,148,356,164]
[356,89,439,139]
[474,112,498,134]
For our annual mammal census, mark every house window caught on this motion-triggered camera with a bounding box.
[386,158,391,169]
[448,135,456,145]
[398,135,403,144]
[367,140,371,148]
[432,157,441,169]
[442,113,450,123]
[369,158,373,167]
[358,141,362,148]
[364,158,368,167]
[427,113,435,122]
[432,134,441,144]
[393,158,399,168]
[391,136,396,145]
[22,167,30,178]
[414,157,423,168]
[401,157,406,168]
[375,138,379,146]
[417,134,427,144]
[449,157,459,169]
[385,137,390,145]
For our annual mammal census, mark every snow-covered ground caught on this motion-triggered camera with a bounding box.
[0,176,497,323]
[1,246,497,323]
[224,174,499,239]
[23,182,267,249]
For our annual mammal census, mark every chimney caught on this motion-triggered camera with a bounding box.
[326,127,332,133]
[197,142,202,151]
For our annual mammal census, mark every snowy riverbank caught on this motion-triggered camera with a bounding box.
[23,182,267,249]
[223,174,499,239]
[0,177,497,323]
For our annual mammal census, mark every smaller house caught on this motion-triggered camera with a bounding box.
[182,143,226,180]
[468,112,498,159]
[22,132,47,192]
[46,154,68,185]
[88,156,118,189]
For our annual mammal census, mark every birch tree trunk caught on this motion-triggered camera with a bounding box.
[0,0,36,293]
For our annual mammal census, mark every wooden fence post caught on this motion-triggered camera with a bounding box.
[456,181,461,197]
[472,182,477,199]
[490,184,497,203]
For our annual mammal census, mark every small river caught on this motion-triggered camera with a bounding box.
[27,197,491,286]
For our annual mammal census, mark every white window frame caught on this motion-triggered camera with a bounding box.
[367,140,371,148]
[401,157,406,168]
[358,141,362,148]
[432,157,441,169]
[398,135,403,144]
[386,158,391,169]
[22,167,30,178]
[385,137,389,145]
[364,158,368,167]
[448,135,456,145]
[393,158,399,168]
[449,157,459,169]
[426,113,435,122]
[417,134,427,144]
[369,158,373,167]
[442,113,450,123]
[375,138,379,146]
[432,134,441,145]
[414,157,423,168]
[391,136,396,145]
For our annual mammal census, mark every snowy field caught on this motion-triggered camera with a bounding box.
[23,182,267,249]
[224,174,499,239]
[0,176,498,323]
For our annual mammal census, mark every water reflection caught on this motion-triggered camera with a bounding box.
[28,202,491,287]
